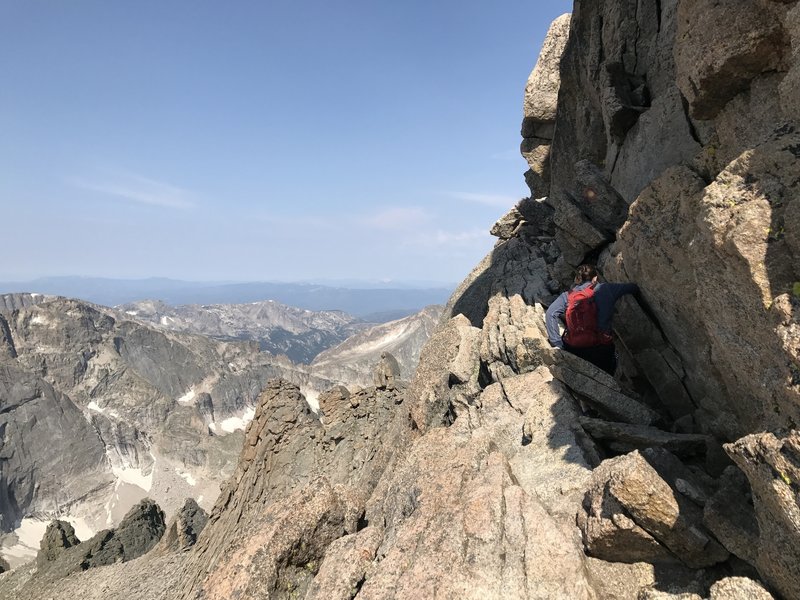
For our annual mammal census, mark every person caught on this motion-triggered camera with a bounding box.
[545,264,638,375]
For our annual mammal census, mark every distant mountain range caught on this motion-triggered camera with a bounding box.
[0,277,453,318]
[118,298,368,363]
[0,291,441,569]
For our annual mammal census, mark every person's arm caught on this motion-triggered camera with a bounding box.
[545,292,568,348]
[604,282,639,303]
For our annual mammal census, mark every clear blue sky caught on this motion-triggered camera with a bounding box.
[0,0,572,284]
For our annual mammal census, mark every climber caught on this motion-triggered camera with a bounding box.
[545,264,638,375]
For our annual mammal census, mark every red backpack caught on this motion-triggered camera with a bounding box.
[563,284,613,348]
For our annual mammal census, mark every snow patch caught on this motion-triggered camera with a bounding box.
[178,471,197,486]
[125,310,139,316]
[30,314,49,326]
[86,400,120,419]
[67,516,94,541]
[177,388,196,405]
[302,388,320,412]
[4,518,48,560]
[111,463,153,492]
[219,406,256,433]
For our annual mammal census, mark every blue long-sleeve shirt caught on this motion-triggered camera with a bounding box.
[545,281,639,348]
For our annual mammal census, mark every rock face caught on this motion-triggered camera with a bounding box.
[372,351,401,389]
[175,378,406,599]
[0,360,112,534]
[522,13,571,197]
[36,521,80,567]
[725,431,800,600]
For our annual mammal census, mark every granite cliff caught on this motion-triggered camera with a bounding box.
[2,1,800,598]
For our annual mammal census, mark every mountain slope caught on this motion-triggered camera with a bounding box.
[309,305,442,389]
[0,294,331,567]
[118,299,367,363]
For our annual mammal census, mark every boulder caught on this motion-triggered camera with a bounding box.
[317,385,351,422]
[708,577,774,600]
[578,451,729,569]
[726,431,800,599]
[81,498,167,567]
[407,314,481,431]
[490,205,525,240]
[638,447,718,506]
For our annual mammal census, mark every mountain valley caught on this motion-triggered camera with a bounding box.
[0,293,438,570]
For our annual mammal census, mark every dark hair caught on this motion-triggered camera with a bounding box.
[574,264,597,284]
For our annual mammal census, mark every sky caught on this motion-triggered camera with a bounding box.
[0,0,573,285]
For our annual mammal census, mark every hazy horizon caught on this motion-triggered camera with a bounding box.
[0,273,457,289]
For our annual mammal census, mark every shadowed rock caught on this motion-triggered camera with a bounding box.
[0,314,16,359]
[726,431,800,599]
[578,417,710,458]
[551,366,660,426]
[37,520,81,567]
[80,499,166,568]
[155,498,208,553]
[703,466,759,566]
[30,499,166,584]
